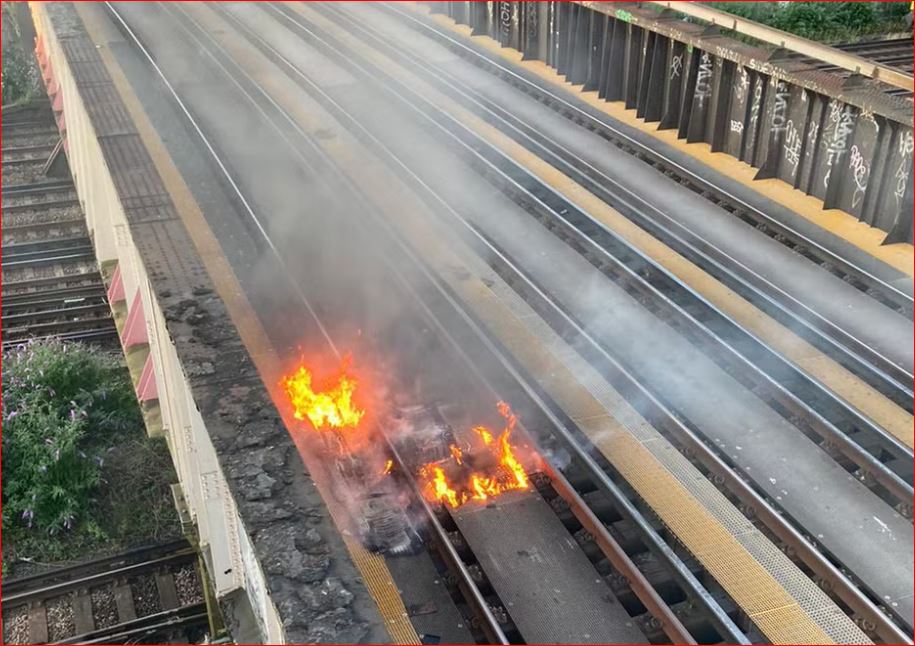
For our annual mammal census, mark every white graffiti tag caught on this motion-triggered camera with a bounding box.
[848,145,869,208]
[771,81,790,132]
[894,131,914,206]
[823,103,855,189]
[783,120,801,170]
[670,54,683,80]
[695,52,713,106]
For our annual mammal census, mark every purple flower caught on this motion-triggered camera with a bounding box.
[69,409,77,422]
[94,456,104,467]
[5,411,18,421]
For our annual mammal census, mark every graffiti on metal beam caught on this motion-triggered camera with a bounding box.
[695,51,713,107]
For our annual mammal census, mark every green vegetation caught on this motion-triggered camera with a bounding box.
[707,2,911,42]
[1,2,40,106]
[2,340,180,575]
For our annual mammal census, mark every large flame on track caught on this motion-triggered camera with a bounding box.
[419,401,530,509]
[280,358,365,432]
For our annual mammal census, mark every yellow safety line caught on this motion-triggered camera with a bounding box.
[268,7,854,642]
[77,5,420,643]
[408,3,915,277]
[310,4,915,448]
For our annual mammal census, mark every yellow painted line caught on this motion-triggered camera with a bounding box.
[409,3,915,277]
[264,6,855,642]
[77,4,419,643]
[308,4,915,449]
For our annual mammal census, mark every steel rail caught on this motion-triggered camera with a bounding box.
[119,2,722,640]
[2,236,93,255]
[1,179,74,196]
[2,549,196,607]
[644,1,915,92]
[2,156,52,167]
[218,3,745,640]
[318,1,914,506]
[1,539,192,595]
[59,604,209,645]
[1,285,107,306]
[1,143,57,155]
[3,303,112,325]
[1,199,81,214]
[384,4,915,399]
[386,441,510,644]
[1,329,120,348]
[1,274,104,295]
[543,463,696,644]
[106,4,509,642]
[1,250,96,269]
[1,244,95,262]
[267,5,911,640]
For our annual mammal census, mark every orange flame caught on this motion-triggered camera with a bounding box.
[381,459,394,476]
[449,443,464,465]
[474,426,494,445]
[421,464,462,508]
[280,360,365,432]
[419,401,531,508]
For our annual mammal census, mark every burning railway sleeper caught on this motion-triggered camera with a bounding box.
[394,403,707,644]
[279,361,688,643]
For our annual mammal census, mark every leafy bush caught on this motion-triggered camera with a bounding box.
[1,4,40,105]
[708,2,910,42]
[2,339,142,536]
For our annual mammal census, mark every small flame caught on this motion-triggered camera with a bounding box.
[421,464,462,508]
[474,426,494,445]
[381,459,394,476]
[280,359,365,432]
[419,401,531,509]
[449,443,464,465]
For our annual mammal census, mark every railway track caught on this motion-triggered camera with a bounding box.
[1,540,208,645]
[107,2,912,643]
[248,5,910,635]
[305,0,914,511]
[109,3,753,641]
[826,37,915,98]
[2,112,119,348]
[383,5,915,405]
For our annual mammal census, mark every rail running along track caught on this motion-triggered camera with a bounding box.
[98,2,913,644]
[1,540,208,645]
[2,103,118,347]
